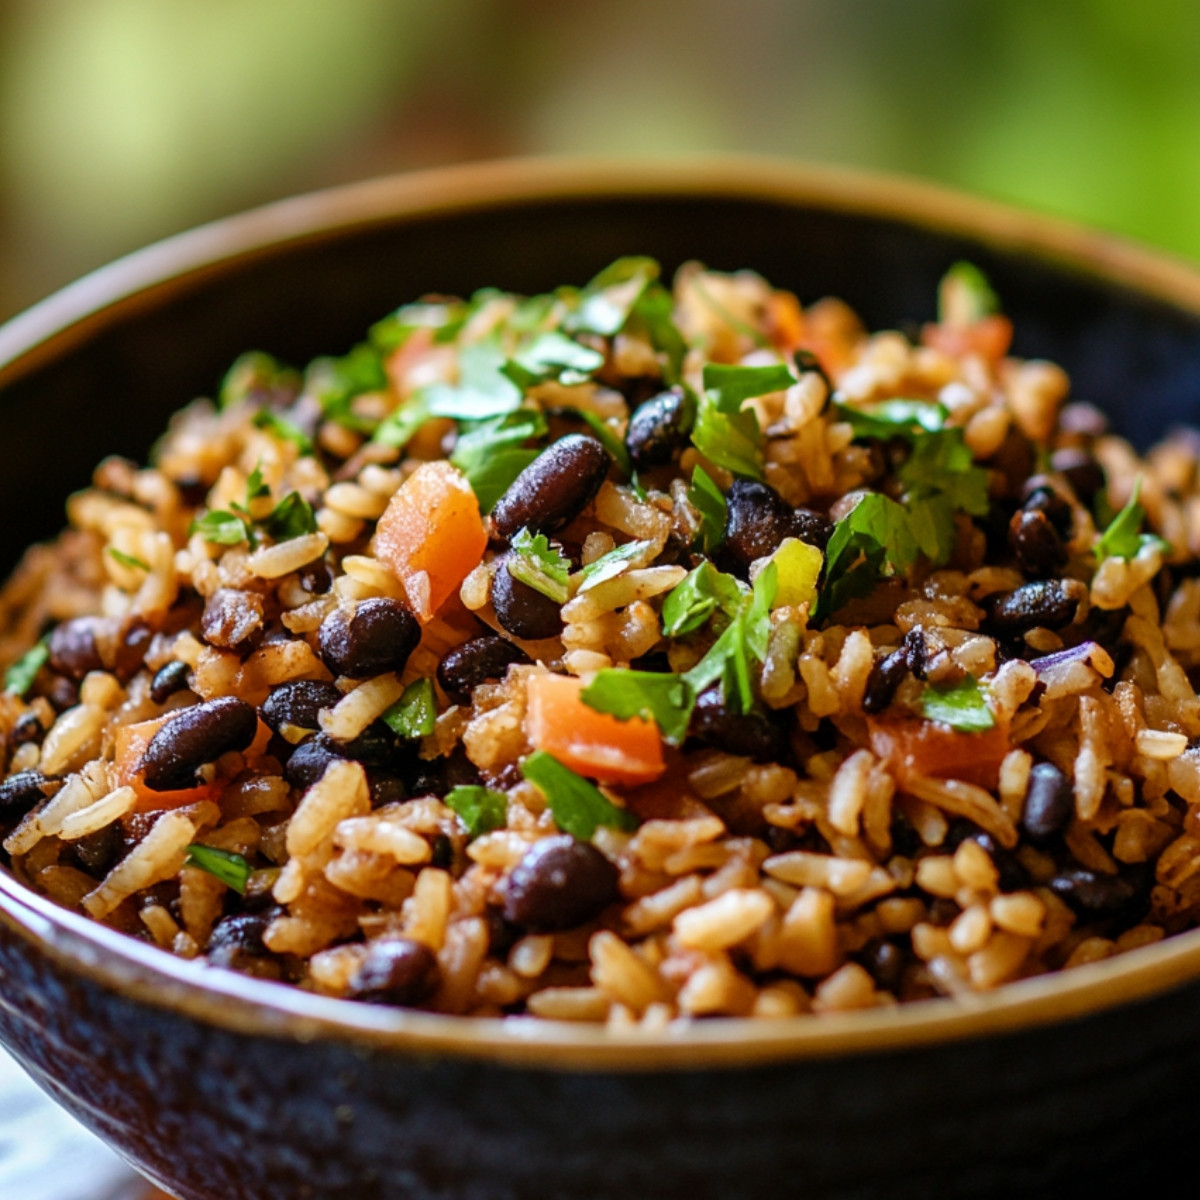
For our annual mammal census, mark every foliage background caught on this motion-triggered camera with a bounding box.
[1,0,1197,320]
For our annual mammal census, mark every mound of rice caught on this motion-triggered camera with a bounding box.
[2,256,1199,1025]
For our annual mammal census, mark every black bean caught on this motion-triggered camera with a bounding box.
[368,771,408,808]
[903,629,929,680]
[46,675,79,712]
[207,912,272,970]
[150,660,192,705]
[1050,447,1106,506]
[284,737,346,792]
[0,771,52,821]
[47,618,104,681]
[970,831,1030,893]
[861,647,909,715]
[338,721,399,769]
[1021,762,1073,842]
[1020,483,1074,539]
[318,597,420,679]
[261,680,344,734]
[723,479,832,571]
[1009,509,1067,578]
[986,580,1084,633]
[173,475,212,508]
[437,636,532,706]
[68,823,121,876]
[503,835,620,931]
[11,711,44,746]
[201,589,265,650]
[112,619,152,682]
[688,686,787,762]
[347,937,440,1006]
[491,557,564,640]
[625,387,694,471]
[429,833,455,869]
[491,434,611,540]
[1049,868,1142,919]
[141,697,259,791]
[858,939,906,993]
[299,562,334,594]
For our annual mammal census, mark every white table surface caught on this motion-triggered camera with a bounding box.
[0,1046,148,1200]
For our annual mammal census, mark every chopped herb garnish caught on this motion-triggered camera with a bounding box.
[252,408,314,455]
[702,362,796,412]
[579,539,655,590]
[424,338,524,421]
[382,677,437,739]
[190,509,251,546]
[661,560,746,637]
[445,784,509,839]
[4,636,49,696]
[689,362,792,481]
[630,281,687,384]
[687,464,727,552]
[244,462,270,502]
[580,670,695,746]
[920,676,995,732]
[939,261,999,325]
[502,330,605,389]
[1095,478,1168,562]
[184,844,251,894]
[450,409,547,512]
[262,492,318,541]
[520,751,638,839]
[834,398,949,440]
[564,257,660,337]
[218,351,298,410]
[306,343,387,432]
[108,547,150,572]
[508,529,571,604]
[373,393,433,451]
[682,562,776,714]
[369,298,469,352]
[575,410,632,477]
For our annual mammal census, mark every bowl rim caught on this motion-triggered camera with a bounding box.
[4,153,1200,1071]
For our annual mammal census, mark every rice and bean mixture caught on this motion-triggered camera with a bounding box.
[2,257,1199,1024]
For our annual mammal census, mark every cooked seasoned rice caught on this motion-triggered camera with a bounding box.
[3,256,1200,1025]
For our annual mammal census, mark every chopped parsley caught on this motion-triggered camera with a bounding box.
[445,784,509,839]
[107,548,150,572]
[190,509,250,546]
[368,297,469,352]
[938,261,999,325]
[1095,478,1168,562]
[661,561,746,637]
[580,670,695,746]
[687,465,727,552]
[306,343,388,433]
[920,676,995,732]
[508,529,571,604]
[502,330,605,389]
[373,393,433,451]
[382,678,437,739]
[564,256,661,337]
[4,636,49,697]
[218,351,298,410]
[834,398,949,440]
[192,484,316,547]
[252,408,314,455]
[630,281,687,384]
[262,492,318,541]
[520,751,638,839]
[184,844,251,894]
[450,409,547,513]
[690,362,794,481]
[424,338,524,421]
[579,539,656,590]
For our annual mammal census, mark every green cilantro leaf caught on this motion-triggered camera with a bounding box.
[920,676,996,732]
[520,751,638,839]
[382,678,437,739]
[108,548,150,572]
[702,362,796,413]
[263,492,318,541]
[691,397,765,480]
[184,844,250,894]
[565,257,660,337]
[834,398,949,440]
[898,430,990,518]
[369,298,469,353]
[503,330,606,389]
[508,529,571,604]
[306,343,387,432]
[631,281,687,384]
[373,392,433,450]
[450,409,547,512]
[218,351,299,410]
[687,464,727,552]
[575,410,632,477]
[445,784,509,839]
[1095,478,1169,562]
[580,539,656,590]
[661,561,746,637]
[244,462,270,502]
[252,408,314,455]
[424,338,524,421]
[580,670,695,746]
[939,261,999,325]
[4,636,49,696]
[190,510,251,546]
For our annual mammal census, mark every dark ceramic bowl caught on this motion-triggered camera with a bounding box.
[2,159,1200,1200]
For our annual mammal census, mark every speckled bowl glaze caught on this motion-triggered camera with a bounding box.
[2,159,1200,1200]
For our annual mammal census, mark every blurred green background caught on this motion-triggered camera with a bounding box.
[1,0,1198,321]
